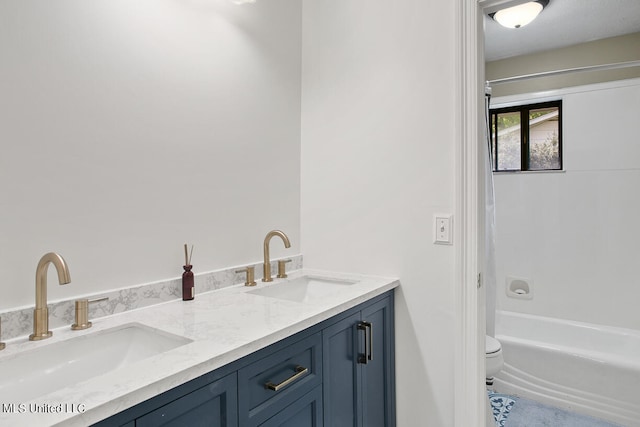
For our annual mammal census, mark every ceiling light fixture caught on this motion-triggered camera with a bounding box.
[491,0,549,29]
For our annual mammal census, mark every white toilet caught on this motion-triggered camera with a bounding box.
[485,335,503,386]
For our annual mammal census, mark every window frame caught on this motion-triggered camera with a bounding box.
[490,100,563,172]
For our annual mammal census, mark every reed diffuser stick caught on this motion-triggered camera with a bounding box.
[184,244,189,266]
[188,245,194,265]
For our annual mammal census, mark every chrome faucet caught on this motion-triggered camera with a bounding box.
[30,252,71,341]
[262,230,291,282]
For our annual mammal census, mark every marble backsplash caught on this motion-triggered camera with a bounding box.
[0,255,302,342]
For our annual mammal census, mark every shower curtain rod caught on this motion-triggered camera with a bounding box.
[487,60,640,86]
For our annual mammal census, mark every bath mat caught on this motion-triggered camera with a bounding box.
[488,391,518,426]
[504,396,624,427]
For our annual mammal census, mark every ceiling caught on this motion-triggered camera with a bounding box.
[484,0,640,62]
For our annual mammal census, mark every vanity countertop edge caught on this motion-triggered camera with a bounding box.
[0,268,399,427]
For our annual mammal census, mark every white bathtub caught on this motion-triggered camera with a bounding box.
[494,310,640,427]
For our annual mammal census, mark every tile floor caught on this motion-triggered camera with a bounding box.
[491,393,625,427]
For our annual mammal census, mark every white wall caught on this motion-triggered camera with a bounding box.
[485,32,640,98]
[0,0,302,309]
[494,79,640,330]
[2,1,467,423]
[301,1,458,425]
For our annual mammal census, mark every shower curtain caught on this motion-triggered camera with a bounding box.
[484,85,497,337]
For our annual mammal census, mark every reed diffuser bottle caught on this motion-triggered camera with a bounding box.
[182,244,194,301]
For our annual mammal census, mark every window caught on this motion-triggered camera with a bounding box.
[490,100,562,172]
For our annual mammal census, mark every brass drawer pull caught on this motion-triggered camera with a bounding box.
[265,365,308,391]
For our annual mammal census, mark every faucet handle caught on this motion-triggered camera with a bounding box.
[0,318,5,351]
[276,259,292,279]
[71,297,108,330]
[235,266,257,287]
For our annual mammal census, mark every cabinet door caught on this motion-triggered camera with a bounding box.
[258,386,322,427]
[136,372,238,427]
[322,311,360,427]
[323,294,395,427]
[360,297,395,427]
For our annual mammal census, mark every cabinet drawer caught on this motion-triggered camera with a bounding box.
[259,385,323,427]
[136,372,238,427]
[238,332,322,427]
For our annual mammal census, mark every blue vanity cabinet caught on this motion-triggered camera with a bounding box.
[322,294,395,427]
[91,290,394,427]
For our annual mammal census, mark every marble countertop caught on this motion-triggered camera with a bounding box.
[0,269,398,426]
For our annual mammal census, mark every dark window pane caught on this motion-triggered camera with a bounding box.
[528,106,560,170]
[496,111,521,171]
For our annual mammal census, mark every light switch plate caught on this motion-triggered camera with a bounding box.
[434,214,453,245]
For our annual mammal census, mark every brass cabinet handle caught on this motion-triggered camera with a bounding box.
[357,321,373,364]
[265,365,308,391]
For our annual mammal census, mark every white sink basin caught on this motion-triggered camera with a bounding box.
[0,323,191,403]
[248,276,359,303]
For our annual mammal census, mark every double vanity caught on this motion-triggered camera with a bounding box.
[0,268,398,426]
